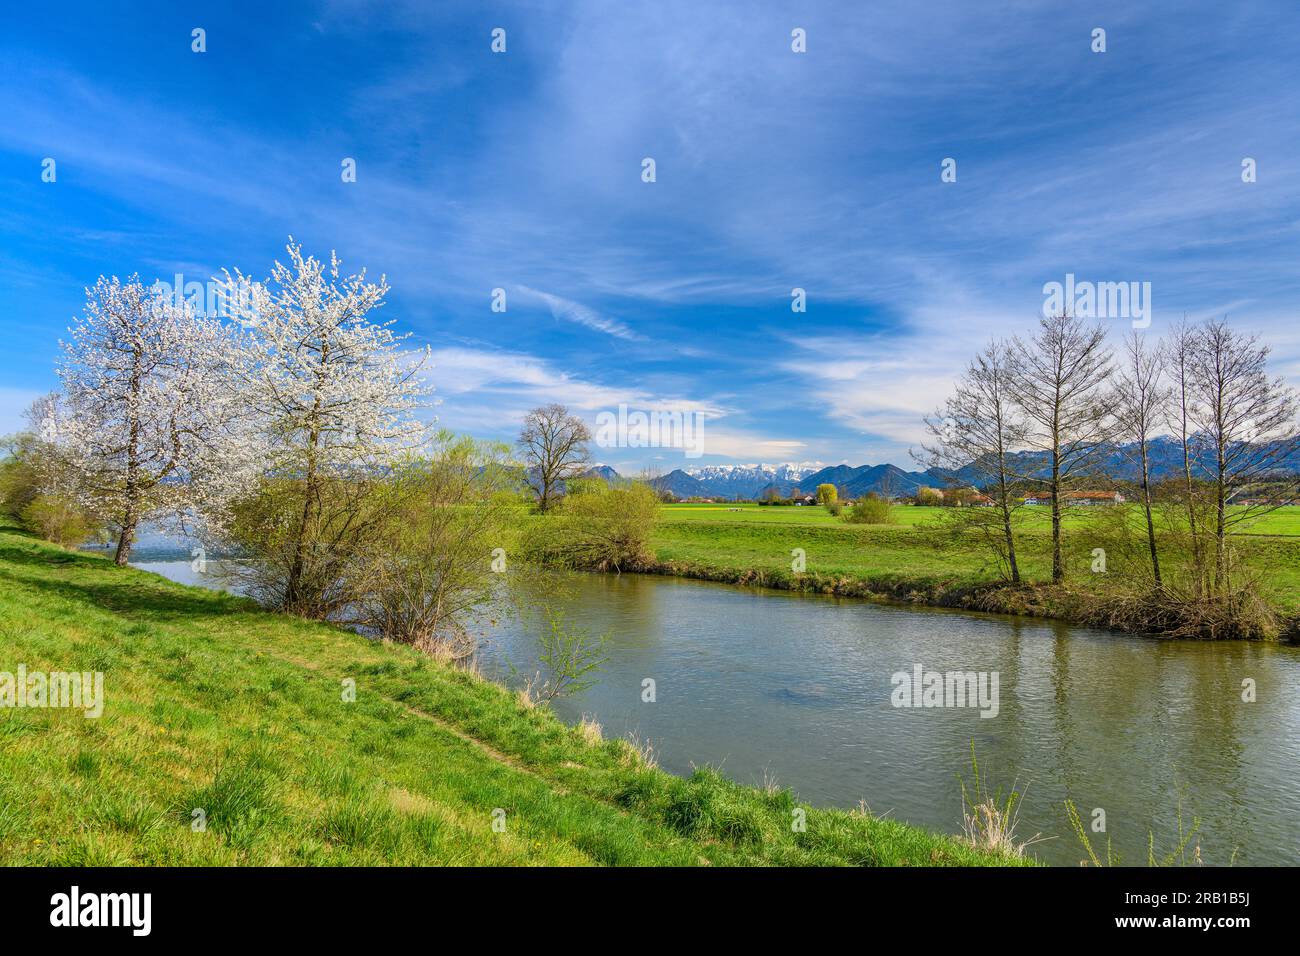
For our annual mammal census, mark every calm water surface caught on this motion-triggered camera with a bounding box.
[136,554,1300,866]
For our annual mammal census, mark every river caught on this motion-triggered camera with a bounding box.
[134,553,1300,866]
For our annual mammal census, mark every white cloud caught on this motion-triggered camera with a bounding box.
[426,344,813,463]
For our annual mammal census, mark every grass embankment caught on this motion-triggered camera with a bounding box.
[644,504,1300,639]
[0,524,1021,866]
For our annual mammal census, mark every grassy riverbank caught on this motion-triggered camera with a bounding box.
[644,504,1300,639]
[0,524,1023,866]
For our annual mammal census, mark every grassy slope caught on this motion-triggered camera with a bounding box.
[0,525,1020,867]
[648,504,1300,620]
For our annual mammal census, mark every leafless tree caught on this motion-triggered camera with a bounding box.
[1008,312,1114,583]
[518,404,591,512]
[1187,319,1300,591]
[1111,330,1172,586]
[1166,318,1209,593]
[918,339,1030,583]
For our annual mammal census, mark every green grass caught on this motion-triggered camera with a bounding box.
[0,523,1022,866]
[650,503,1300,617]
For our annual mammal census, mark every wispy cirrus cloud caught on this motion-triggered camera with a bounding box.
[514,286,646,342]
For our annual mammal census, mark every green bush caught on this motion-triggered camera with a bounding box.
[20,494,96,548]
[528,481,661,571]
[339,434,519,658]
[844,494,894,525]
[2,430,103,546]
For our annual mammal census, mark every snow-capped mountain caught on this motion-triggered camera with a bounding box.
[644,436,1300,501]
[684,462,825,481]
[645,462,826,499]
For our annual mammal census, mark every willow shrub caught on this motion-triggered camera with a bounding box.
[525,480,661,572]
[339,436,520,659]
[219,432,523,655]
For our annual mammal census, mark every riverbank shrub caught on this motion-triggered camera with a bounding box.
[518,606,608,704]
[526,481,660,572]
[218,473,395,617]
[1069,578,1281,640]
[210,431,532,656]
[1,430,105,548]
[341,436,519,659]
[19,494,98,548]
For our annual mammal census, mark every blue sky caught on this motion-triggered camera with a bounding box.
[3,1,1299,472]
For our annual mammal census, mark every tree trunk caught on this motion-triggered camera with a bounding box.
[1139,443,1161,587]
[997,459,1020,584]
[114,507,137,566]
[285,471,318,610]
[286,380,324,611]
[1002,502,1020,584]
[1050,449,1063,583]
[115,348,144,566]
[1179,409,1204,596]
[1214,446,1227,594]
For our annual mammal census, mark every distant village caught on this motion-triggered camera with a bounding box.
[664,485,1127,508]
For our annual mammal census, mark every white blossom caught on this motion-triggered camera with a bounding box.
[214,238,431,480]
[55,275,251,563]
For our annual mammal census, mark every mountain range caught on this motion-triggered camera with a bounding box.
[645,462,826,499]
[587,436,1300,500]
[655,461,975,501]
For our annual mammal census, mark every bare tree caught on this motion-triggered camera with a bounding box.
[1187,319,1300,591]
[1111,330,1171,586]
[1008,312,1114,583]
[919,339,1029,583]
[1166,318,1209,593]
[518,404,591,512]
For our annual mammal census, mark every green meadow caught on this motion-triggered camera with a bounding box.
[648,503,1300,618]
[0,524,1022,867]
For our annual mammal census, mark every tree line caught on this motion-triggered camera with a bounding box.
[920,311,1299,628]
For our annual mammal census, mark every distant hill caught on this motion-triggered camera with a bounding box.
[757,463,941,499]
[582,464,623,485]
[528,463,625,496]
[648,469,711,498]
[985,436,1300,486]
